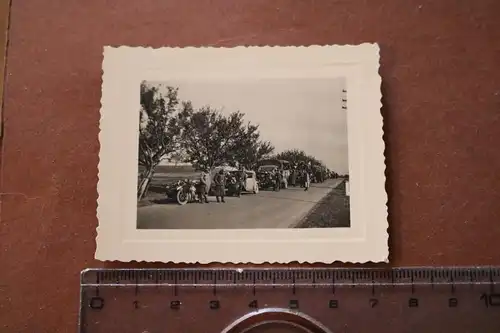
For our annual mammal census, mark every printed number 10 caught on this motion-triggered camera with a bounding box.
[480,293,500,307]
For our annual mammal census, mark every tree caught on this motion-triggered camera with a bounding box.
[177,105,273,170]
[229,123,274,169]
[245,140,275,169]
[274,149,324,167]
[137,82,181,200]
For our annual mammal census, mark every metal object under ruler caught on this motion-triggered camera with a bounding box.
[79,267,500,333]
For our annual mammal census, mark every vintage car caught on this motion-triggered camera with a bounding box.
[257,165,278,190]
[226,170,259,196]
[257,159,290,189]
[207,166,260,196]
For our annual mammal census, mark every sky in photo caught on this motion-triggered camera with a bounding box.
[148,78,348,174]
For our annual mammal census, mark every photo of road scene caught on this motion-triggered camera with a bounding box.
[137,77,350,229]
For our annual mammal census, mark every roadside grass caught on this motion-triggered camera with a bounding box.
[295,179,350,228]
[137,184,170,207]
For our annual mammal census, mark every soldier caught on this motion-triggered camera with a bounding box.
[274,169,281,191]
[214,169,226,203]
[196,168,209,204]
[290,166,297,187]
[237,165,246,198]
[301,169,310,191]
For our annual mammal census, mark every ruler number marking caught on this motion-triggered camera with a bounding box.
[89,296,104,310]
[248,300,258,309]
[133,300,139,309]
[329,299,339,309]
[448,298,458,308]
[409,298,419,308]
[209,300,220,310]
[369,298,378,308]
[170,300,181,310]
[480,293,500,307]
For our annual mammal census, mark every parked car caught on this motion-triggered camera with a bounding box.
[241,170,259,194]
[257,166,281,191]
[221,168,261,196]
[257,159,290,189]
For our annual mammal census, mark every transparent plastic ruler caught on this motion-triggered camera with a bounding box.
[79,267,500,333]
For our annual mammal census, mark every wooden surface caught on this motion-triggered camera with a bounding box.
[1,1,500,332]
[0,0,10,137]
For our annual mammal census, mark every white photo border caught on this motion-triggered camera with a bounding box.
[95,44,388,263]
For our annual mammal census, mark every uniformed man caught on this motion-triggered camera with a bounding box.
[290,166,297,187]
[303,169,310,191]
[299,169,306,190]
[274,169,281,191]
[214,169,226,203]
[237,166,246,198]
[196,168,209,204]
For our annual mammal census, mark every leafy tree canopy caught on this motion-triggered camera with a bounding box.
[137,82,182,199]
[176,104,274,170]
[274,149,327,170]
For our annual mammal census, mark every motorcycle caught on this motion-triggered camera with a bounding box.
[225,173,242,197]
[166,179,198,205]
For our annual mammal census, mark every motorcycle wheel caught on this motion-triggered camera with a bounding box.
[176,189,188,205]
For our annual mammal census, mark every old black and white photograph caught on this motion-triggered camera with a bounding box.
[96,45,387,263]
[136,78,350,229]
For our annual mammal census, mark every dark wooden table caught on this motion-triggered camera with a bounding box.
[1,1,500,332]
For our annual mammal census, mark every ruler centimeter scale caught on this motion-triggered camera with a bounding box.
[79,267,500,333]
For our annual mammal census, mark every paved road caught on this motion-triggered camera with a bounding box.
[137,178,344,229]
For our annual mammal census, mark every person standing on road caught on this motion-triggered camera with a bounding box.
[290,166,297,187]
[274,169,281,191]
[302,169,310,191]
[214,169,226,203]
[237,166,246,198]
[196,169,209,204]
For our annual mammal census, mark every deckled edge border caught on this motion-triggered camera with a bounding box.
[94,44,389,264]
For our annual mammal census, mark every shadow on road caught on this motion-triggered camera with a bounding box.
[151,198,173,205]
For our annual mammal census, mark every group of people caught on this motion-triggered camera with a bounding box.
[191,162,320,204]
[194,166,247,204]
[262,167,310,192]
[289,165,311,191]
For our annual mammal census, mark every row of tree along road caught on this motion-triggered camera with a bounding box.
[137,81,347,201]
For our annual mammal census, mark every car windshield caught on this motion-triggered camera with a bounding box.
[259,165,277,172]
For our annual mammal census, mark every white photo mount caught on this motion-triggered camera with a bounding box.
[96,44,388,263]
